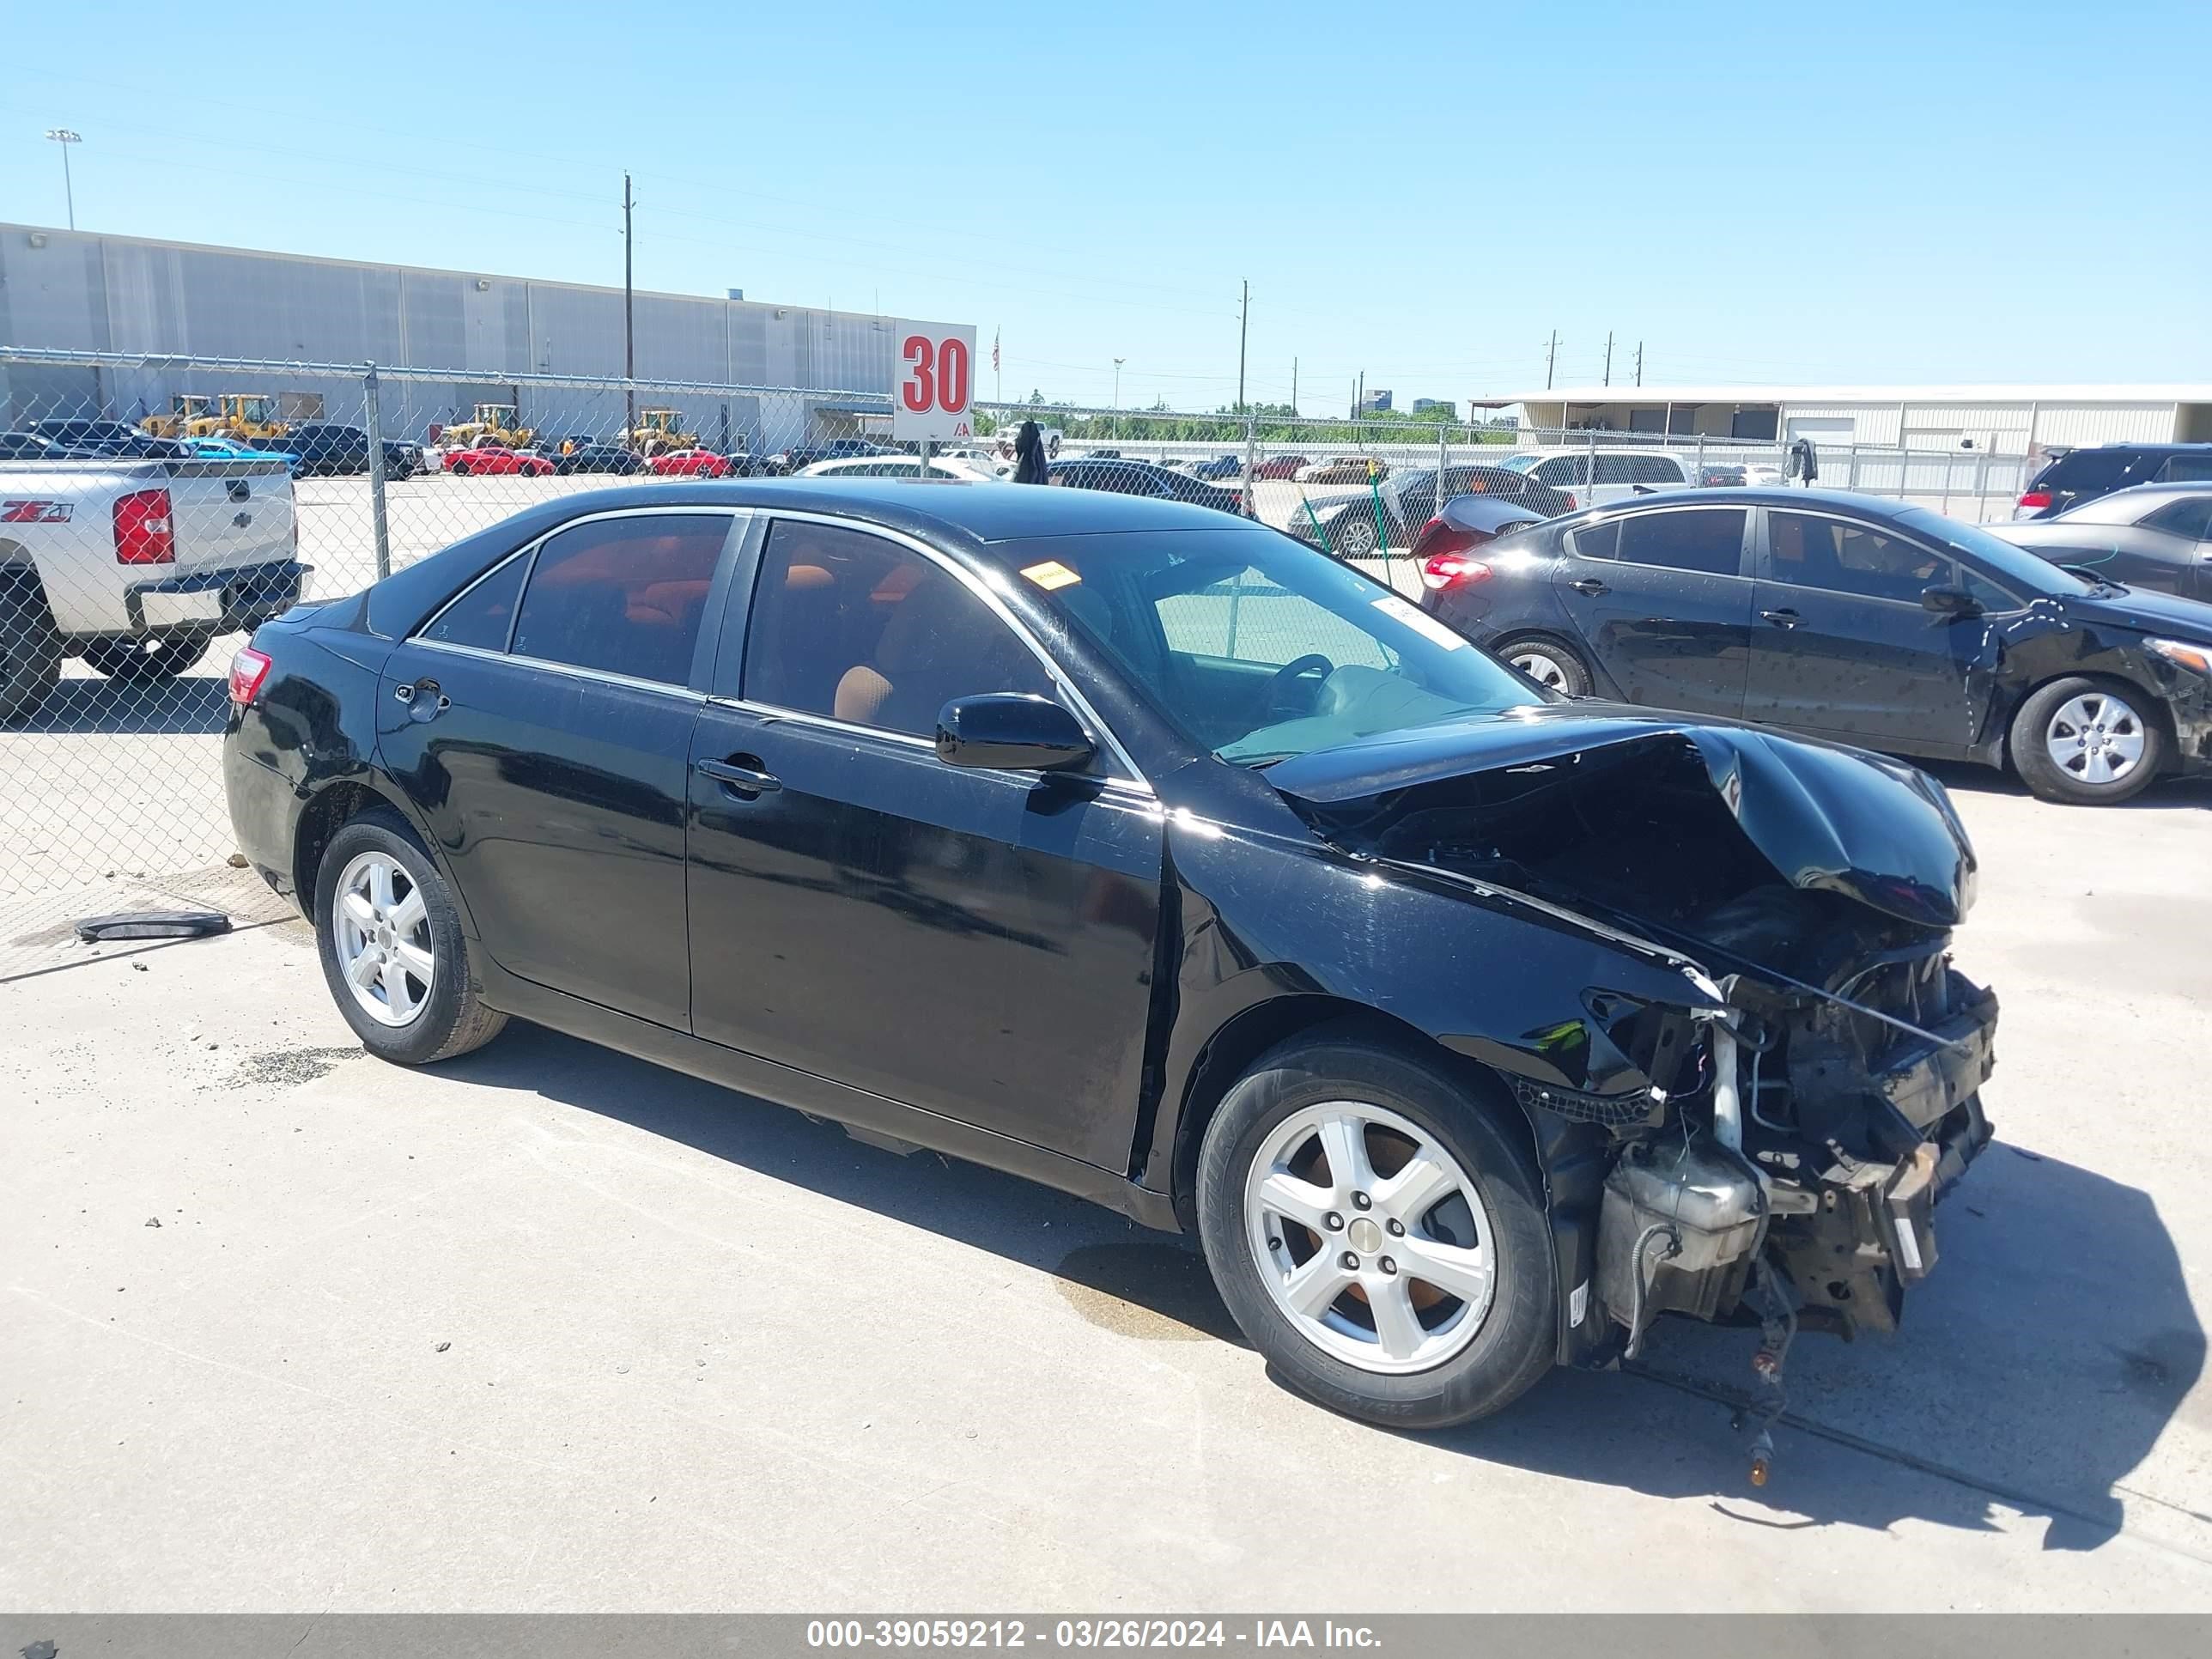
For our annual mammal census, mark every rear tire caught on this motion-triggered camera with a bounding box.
[313,807,508,1065]
[1492,634,1592,697]
[2011,676,2164,805]
[0,574,63,724]
[1333,514,1382,558]
[1196,1032,1557,1430]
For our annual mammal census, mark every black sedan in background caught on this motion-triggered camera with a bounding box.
[2014,442,2212,519]
[1996,482,2212,600]
[287,423,422,478]
[222,479,1996,1431]
[1420,487,2212,805]
[551,442,647,477]
[1189,453,1244,480]
[1048,456,1244,514]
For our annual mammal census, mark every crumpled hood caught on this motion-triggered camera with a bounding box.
[1266,702,1978,927]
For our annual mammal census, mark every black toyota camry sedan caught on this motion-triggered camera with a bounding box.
[1419,487,2212,805]
[226,481,1996,1431]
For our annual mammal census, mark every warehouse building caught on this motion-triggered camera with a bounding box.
[1508,384,2212,459]
[0,223,965,451]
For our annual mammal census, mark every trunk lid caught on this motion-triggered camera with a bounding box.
[160,458,297,575]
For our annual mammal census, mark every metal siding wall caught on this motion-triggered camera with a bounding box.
[2030,404,2177,447]
[1783,403,1903,444]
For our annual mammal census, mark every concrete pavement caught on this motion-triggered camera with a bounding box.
[5,769,2211,1610]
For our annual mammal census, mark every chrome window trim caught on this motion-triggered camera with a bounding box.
[749,507,1153,793]
[411,636,711,703]
[412,504,750,664]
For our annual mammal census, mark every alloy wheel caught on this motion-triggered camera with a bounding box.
[2045,690,2147,787]
[1244,1101,1497,1375]
[1337,519,1380,557]
[332,850,435,1027]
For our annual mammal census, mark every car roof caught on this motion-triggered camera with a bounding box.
[1539,486,1931,529]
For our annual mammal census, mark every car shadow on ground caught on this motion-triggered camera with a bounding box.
[1920,757,2212,810]
[19,671,230,736]
[442,1022,2202,1552]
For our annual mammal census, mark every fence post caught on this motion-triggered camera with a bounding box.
[1243,412,1259,519]
[1847,442,1860,490]
[363,362,392,580]
[1973,447,1990,520]
[1437,422,1448,495]
[1696,433,1705,483]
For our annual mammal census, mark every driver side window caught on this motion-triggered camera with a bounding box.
[743,521,1054,739]
[1768,511,1953,604]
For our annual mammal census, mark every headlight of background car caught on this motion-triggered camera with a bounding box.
[2148,638,2212,677]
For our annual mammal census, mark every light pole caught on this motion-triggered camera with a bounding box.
[46,130,81,231]
[1112,357,1125,440]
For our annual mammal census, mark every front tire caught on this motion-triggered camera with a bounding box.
[1196,1032,1557,1430]
[1333,514,1382,558]
[313,807,507,1065]
[2011,676,2164,805]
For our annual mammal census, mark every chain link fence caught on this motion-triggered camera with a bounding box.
[0,348,2039,974]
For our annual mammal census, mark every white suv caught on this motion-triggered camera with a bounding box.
[1499,448,1698,507]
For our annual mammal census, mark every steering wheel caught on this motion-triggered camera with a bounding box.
[1264,653,1334,717]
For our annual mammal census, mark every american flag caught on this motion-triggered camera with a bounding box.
[992,329,1000,372]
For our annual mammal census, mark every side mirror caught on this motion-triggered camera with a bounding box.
[1921,585,1982,618]
[936,694,1096,772]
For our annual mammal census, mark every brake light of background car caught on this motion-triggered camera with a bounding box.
[2015,490,2053,515]
[1419,549,1495,591]
[228,647,273,707]
[1561,493,1579,509]
[112,488,175,565]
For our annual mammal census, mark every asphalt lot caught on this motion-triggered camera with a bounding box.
[5,766,2212,1611]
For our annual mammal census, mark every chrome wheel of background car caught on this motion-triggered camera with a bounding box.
[1336,519,1380,557]
[1244,1100,1496,1375]
[332,850,436,1027]
[1509,648,1571,690]
[2045,690,2147,786]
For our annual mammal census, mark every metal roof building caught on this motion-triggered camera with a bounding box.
[1504,384,2212,459]
[0,223,963,449]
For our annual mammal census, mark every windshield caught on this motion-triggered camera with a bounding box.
[1006,526,1544,766]
[1896,507,2094,595]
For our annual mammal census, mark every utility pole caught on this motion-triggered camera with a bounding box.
[1236,280,1249,412]
[46,130,81,231]
[1545,331,1558,391]
[623,173,636,443]
[1635,342,1644,387]
[1356,371,1365,422]
[1291,356,1298,413]
[1112,357,1124,439]
[1602,331,1613,387]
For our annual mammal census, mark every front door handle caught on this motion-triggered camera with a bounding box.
[1568,578,1609,597]
[1760,608,1802,629]
[393,678,450,720]
[697,756,781,796]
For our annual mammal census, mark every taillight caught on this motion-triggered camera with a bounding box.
[113,488,175,565]
[2015,489,2053,518]
[1420,548,1494,591]
[1562,492,1579,510]
[228,646,273,707]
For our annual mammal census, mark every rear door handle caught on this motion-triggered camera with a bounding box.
[1760,608,1802,629]
[697,757,781,796]
[393,678,450,719]
[1568,578,1609,597]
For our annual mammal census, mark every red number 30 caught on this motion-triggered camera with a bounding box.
[902,335,969,415]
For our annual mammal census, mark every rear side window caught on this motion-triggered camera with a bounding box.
[2037,449,2136,491]
[1532,456,1584,486]
[422,555,529,650]
[1613,508,1747,576]
[508,513,733,685]
[2157,454,2212,483]
[1633,456,1684,483]
[2144,498,2212,538]
[1571,520,1620,560]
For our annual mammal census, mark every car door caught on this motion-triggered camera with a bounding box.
[376,507,742,1030]
[1745,507,1995,755]
[2133,497,2212,599]
[1554,505,1755,718]
[684,514,1164,1171]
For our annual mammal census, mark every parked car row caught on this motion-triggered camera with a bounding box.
[1416,485,2212,805]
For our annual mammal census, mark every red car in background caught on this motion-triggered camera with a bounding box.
[647,448,732,478]
[1249,454,1310,481]
[447,444,555,477]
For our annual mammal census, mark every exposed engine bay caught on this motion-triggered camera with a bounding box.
[1278,720,2000,1456]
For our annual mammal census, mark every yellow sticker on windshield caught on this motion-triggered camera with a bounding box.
[1021,560,1082,591]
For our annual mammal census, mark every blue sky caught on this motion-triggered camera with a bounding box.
[5,2,2207,411]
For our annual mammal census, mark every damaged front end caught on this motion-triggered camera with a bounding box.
[1267,708,1998,1364]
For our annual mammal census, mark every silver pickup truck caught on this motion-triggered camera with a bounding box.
[0,453,304,720]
